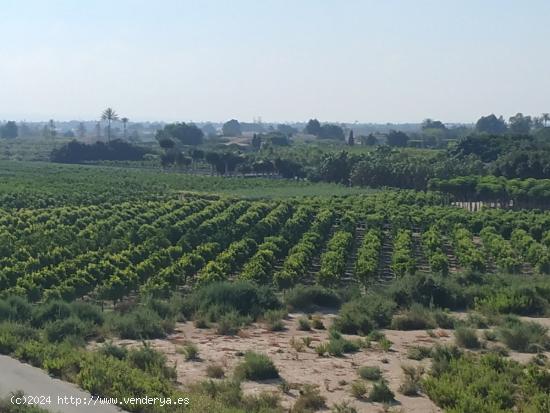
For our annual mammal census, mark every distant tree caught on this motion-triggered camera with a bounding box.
[274,158,304,178]
[156,131,175,149]
[78,122,86,139]
[305,119,322,136]
[386,130,409,147]
[1,121,18,139]
[204,152,220,174]
[348,130,355,146]
[101,108,119,142]
[190,149,204,169]
[422,119,447,130]
[201,123,217,137]
[364,133,378,146]
[508,113,532,135]
[251,133,262,150]
[319,124,345,140]
[319,151,353,184]
[222,119,242,137]
[51,139,148,163]
[276,124,297,136]
[63,130,75,138]
[158,122,204,145]
[542,113,550,127]
[263,132,289,146]
[95,122,101,140]
[476,114,507,134]
[121,117,129,139]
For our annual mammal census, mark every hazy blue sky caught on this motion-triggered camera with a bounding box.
[1,0,549,123]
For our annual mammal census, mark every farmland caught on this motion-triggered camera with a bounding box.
[0,160,549,412]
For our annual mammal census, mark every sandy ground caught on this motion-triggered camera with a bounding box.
[111,314,446,412]
[104,313,550,412]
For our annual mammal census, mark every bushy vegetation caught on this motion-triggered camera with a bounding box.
[496,318,550,353]
[233,352,279,381]
[424,353,550,412]
[332,294,396,335]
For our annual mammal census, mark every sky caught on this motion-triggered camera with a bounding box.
[1,0,549,123]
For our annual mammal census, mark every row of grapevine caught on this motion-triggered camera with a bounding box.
[510,229,550,274]
[421,226,449,275]
[138,203,293,296]
[480,227,523,273]
[317,212,357,285]
[452,227,485,272]
[31,200,228,301]
[354,229,382,284]
[273,209,335,289]
[391,230,416,276]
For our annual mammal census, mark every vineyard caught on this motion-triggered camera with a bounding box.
[1,162,550,413]
[2,189,550,305]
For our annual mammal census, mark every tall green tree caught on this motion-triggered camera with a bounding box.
[476,114,507,134]
[348,130,355,146]
[121,117,129,139]
[1,121,18,139]
[508,113,532,135]
[101,107,119,142]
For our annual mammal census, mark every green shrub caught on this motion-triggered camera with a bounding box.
[497,319,550,353]
[357,366,381,381]
[127,345,176,380]
[332,294,396,335]
[44,317,91,342]
[241,391,282,412]
[107,307,173,339]
[178,343,200,361]
[433,310,456,329]
[206,363,225,378]
[399,364,424,396]
[234,352,279,381]
[216,311,250,335]
[186,281,281,321]
[99,342,128,360]
[311,314,325,329]
[407,345,432,361]
[326,332,360,356]
[285,284,341,312]
[297,317,311,331]
[423,352,549,412]
[430,345,462,377]
[368,381,395,403]
[350,380,367,399]
[390,305,436,330]
[69,301,104,325]
[263,309,286,331]
[0,322,38,354]
[193,315,209,329]
[0,296,32,322]
[315,342,329,357]
[379,337,392,352]
[292,384,326,412]
[464,312,489,328]
[331,401,358,413]
[31,300,72,327]
[454,327,480,349]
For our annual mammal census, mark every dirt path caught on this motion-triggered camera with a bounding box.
[0,355,123,413]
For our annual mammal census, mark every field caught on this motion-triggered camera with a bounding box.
[1,161,550,413]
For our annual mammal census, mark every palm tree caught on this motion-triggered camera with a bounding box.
[101,108,119,142]
[121,117,129,139]
[542,113,550,128]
